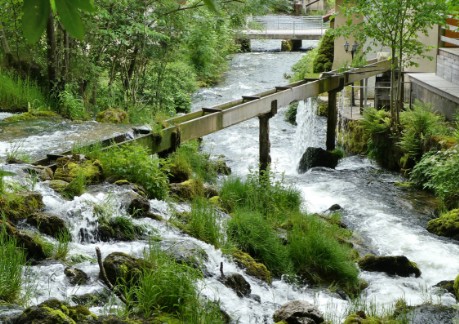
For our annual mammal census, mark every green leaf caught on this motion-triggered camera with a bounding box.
[74,0,96,12]
[203,0,218,12]
[55,0,85,39]
[22,0,50,44]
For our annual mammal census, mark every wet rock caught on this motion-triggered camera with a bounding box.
[213,157,231,175]
[161,239,208,274]
[298,147,340,173]
[0,220,47,262]
[328,204,342,211]
[27,212,71,239]
[204,183,219,198]
[49,179,70,193]
[11,298,96,323]
[102,252,148,287]
[358,254,421,277]
[96,108,128,124]
[54,154,103,184]
[427,209,459,240]
[97,216,145,242]
[232,250,272,284]
[455,274,459,300]
[64,267,89,285]
[219,273,251,297]
[169,179,204,201]
[71,290,111,307]
[127,196,150,218]
[114,180,147,197]
[24,165,54,181]
[273,300,324,324]
[434,280,455,296]
[168,163,191,183]
[401,303,459,324]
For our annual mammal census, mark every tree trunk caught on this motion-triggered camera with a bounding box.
[46,13,58,98]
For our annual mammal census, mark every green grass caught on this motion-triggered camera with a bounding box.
[0,224,26,303]
[125,242,226,323]
[187,198,222,247]
[0,70,47,112]
[227,209,292,276]
[287,214,359,293]
[53,230,71,261]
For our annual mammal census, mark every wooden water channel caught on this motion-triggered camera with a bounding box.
[35,59,391,171]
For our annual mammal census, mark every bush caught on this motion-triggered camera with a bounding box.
[313,29,334,73]
[287,214,359,292]
[58,86,88,120]
[290,47,319,82]
[0,223,26,303]
[227,210,292,276]
[90,144,169,199]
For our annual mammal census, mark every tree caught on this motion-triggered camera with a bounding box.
[339,0,449,128]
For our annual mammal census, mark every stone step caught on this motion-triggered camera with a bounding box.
[436,48,459,84]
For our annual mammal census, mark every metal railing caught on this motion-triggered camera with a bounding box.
[247,15,327,37]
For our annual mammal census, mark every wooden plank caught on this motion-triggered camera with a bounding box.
[441,35,459,47]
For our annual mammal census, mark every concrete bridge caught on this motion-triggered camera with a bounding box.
[36,59,391,173]
[238,16,327,50]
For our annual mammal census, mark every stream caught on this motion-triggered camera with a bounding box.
[1,38,459,323]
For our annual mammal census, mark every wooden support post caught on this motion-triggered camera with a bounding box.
[326,90,338,151]
[259,100,278,174]
[359,79,364,113]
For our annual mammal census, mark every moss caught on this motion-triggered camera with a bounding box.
[454,274,459,300]
[316,98,328,117]
[3,110,60,123]
[284,101,298,125]
[232,249,272,284]
[54,156,103,184]
[427,209,459,240]
[0,191,44,221]
[169,179,204,201]
[96,108,129,124]
[312,29,334,73]
[209,196,220,206]
[338,119,368,155]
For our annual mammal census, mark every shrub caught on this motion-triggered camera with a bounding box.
[227,209,292,276]
[290,47,319,82]
[187,198,222,247]
[0,223,26,303]
[312,29,334,73]
[91,144,169,199]
[399,101,447,163]
[287,214,359,292]
[58,86,88,120]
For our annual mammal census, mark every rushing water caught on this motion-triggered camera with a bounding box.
[1,37,459,323]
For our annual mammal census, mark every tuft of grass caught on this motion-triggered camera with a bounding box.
[187,198,222,247]
[227,209,292,276]
[287,214,359,293]
[53,230,71,261]
[0,222,26,303]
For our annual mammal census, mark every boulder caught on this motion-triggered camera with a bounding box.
[102,252,148,287]
[127,196,150,218]
[358,254,421,277]
[401,303,459,324]
[298,147,340,173]
[27,212,71,239]
[219,273,251,297]
[273,300,324,324]
[0,191,44,221]
[427,209,459,240]
[71,290,111,307]
[455,274,459,300]
[64,267,89,285]
[232,250,272,284]
[24,165,54,181]
[97,217,144,242]
[48,179,70,193]
[54,154,103,184]
[11,298,95,323]
[161,239,208,274]
[203,183,219,198]
[169,179,204,201]
[434,280,455,296]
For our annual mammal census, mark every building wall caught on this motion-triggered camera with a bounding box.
[411,81,459,121]
[437,49,459,83]
[302,0,325,12]
[332,0,438,73]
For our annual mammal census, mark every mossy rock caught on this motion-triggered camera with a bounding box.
[343,311,388,324]
[102,252,149,287]
[284,102,298,125]
[12,298,96,324]
[97,216,145,242]
[169,179,204,201]
[427,209,459,240]
[3,111,60,123]
[71,290,111,307]
[49,179,70,193]
[0,191,44,221]
[212,157,231,175]
[27,212,71,239]
[454,274,459,300]
[358,254,421,277]
[232,250,272,284]
[25,165,54,181]
[96,108,129,124]
[64,267,89,286]
[0,219,48,262]
[209,196,220,207]
[54,155,103,184]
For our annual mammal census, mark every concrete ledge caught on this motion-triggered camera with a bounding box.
[408,73,459,121]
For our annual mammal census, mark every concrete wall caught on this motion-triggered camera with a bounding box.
[302,0,325,12]
[437,49,459,83]
[410,81,459,121]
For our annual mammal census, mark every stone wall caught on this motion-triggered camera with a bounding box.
[436,49,459,84]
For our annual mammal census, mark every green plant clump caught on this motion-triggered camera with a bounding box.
[290,47,319,82]
[0,226,26,303]
[90,144,169,200]
[187,198,222,247]
[312,29,334,73]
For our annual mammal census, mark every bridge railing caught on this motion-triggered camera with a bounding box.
[249,15,327,36]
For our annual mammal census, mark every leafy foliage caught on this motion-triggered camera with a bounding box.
[290,47,319,82]
[313,29,334,73]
